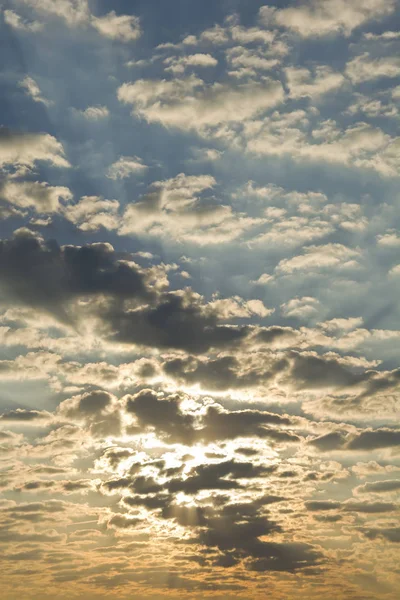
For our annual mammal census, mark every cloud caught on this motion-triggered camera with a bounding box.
[285,66,345,98]
[106,156,147,180]
[125,389,196,445]
[13,2,141,42]
[306,500,398,513]
[0,180,72,213]
[19,76,51,106]
[118,76,284,134]
[0,409,53,424]
[264,0,396,38]
[246,119,400,176]
[361,527,400,543]
[124,389,296,445]
[91,11,141,42]
[63,195,120,231]
[347,429,400,451]
[0,229,148,323]
[76,105,110,120]
[346,53,400,83]
[119,173,262,244]
[226,46,280,76]
[275,244,361,276]
[3,9,43,32]
[164,53,218,75]
[281,297,320,319]
[0,129,70,169]
[376,232,400,248]
[104,290,248,353]
[355,480,400,494]
[16,0,89,25]
[309,428,400,451]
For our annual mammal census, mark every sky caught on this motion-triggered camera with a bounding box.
[0,0,399,598]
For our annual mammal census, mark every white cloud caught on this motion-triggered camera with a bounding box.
[226,46,280,74]
[0,130,70,169]
[207,296,274,319]
[118,173,262,244]
[118,76,284,134]
[77,105,110,120]
[0,180,72,212]
[275,243,362,275]
[63,195,120,232]
[106,156,147,180]
[191,148,223,162]
[376,232,400,248]
[246,119,400,177]
[251,273,274,285]
[319,317,364,332]
[3,9,43,32]
[19,76,51,106]
[285,66,345,98]
[346,53,400,83]
[263,0,396,38]
[14,2,141,42]
[364,30,400,40]
[91,11,141,42]
[388,264,400,277]
[16,0,90,25]
[164,53,218,75]
[281,297,320,319]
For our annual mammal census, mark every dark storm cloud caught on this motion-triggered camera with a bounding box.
[107,514,141,529]
[199,405,299,444]
[0,230,250,352]
[357,480,400,493]
[288,351,367,390]
[306,500,398,513]
[162,353,287,390]
[347,429,400,451]
[107,292,248,353]
[168,460,268,494]
[308,428,400,452]
[157,495,322,572]
[0,409,52,423]
[125,389,298,445]
[125,389,196,444]
[197,503,321,572]
[59,391,115,419]
[162,348,383,396]
[361,527,400,543]
[305,501,342,511]
[0,230,148,322]
[308,432,349,451]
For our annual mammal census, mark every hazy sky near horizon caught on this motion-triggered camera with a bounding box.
[0,1,399,599]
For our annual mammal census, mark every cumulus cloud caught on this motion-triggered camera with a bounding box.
[246,119,400,176]
[164,53,218,75]
[106,156,147,179]
[0,230,148,323]
[63,195,120,231]
[0,180,72,213]
[91,11,141,42]
[0,129,70,169]
[275,243,361,276]
[263,0,396,38]
[119,173,262,244]
[118,76,284,134]
[19,76,51,106]
[346,53,400,83]
[3,9,43,31]
[285,66,345,98]
[75,105,109,120]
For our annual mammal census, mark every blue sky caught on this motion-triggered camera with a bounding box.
[0,1,400,599]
